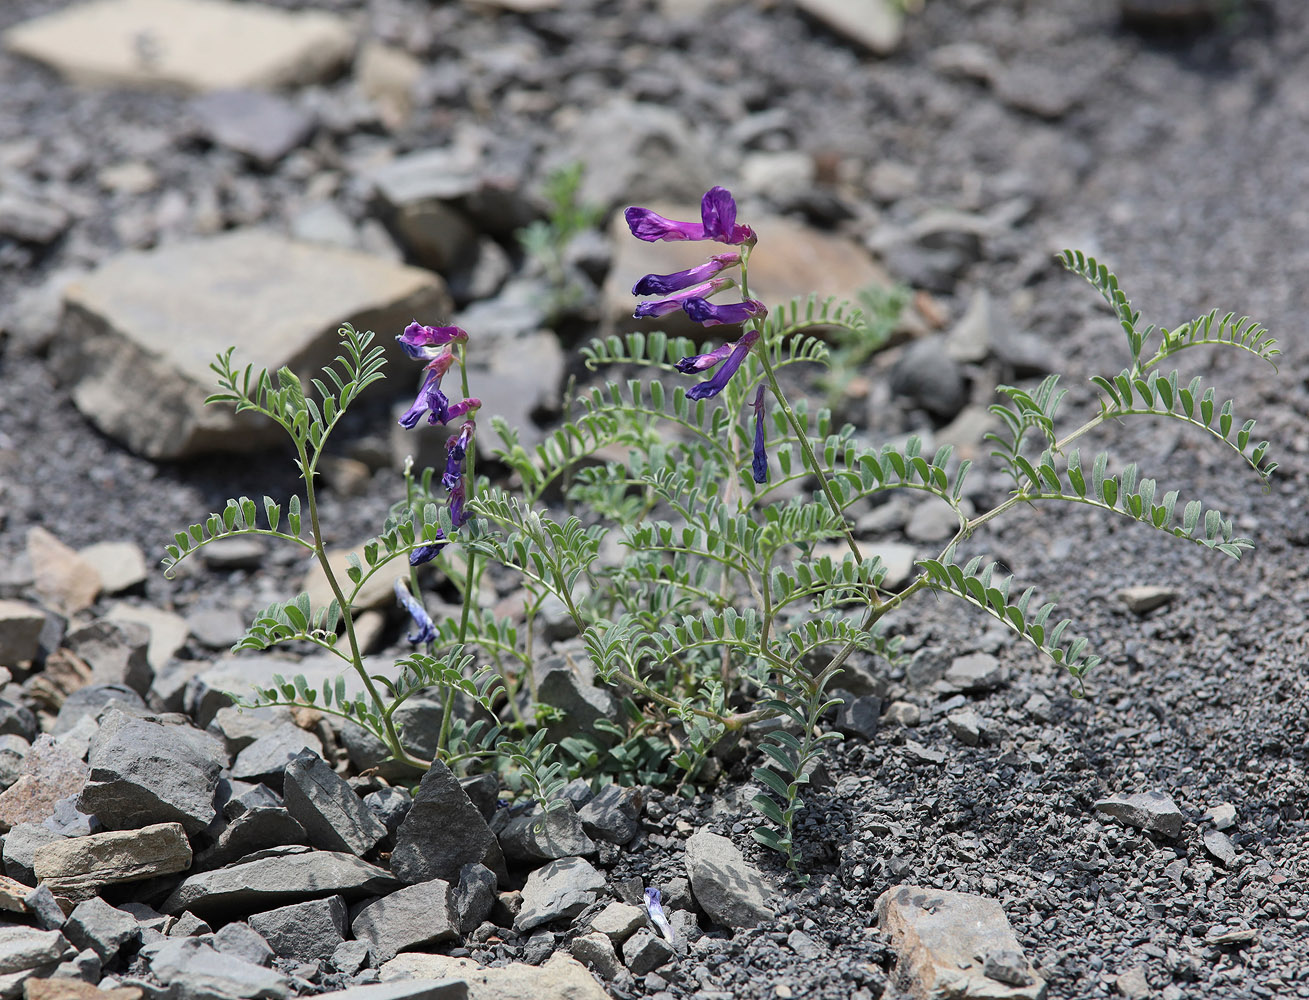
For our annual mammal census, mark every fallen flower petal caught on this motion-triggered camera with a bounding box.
[645,887,676,946]
[394,579,437,644]
[751,384,769,484]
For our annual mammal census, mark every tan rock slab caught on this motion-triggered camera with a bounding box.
[0,600,46,669]
[877,885,1046,1000]
[3,0,353,93]
[380,951,608,1000]
[605,208,893,335]
[105,603,190,671]
[794,0,903,55]
[77,541,147,594]
[33,822,192,901]
[58,229,451,459]
[27,527,100,617]
[26,980,143,1000]
[0,736,90,834]
[0,876,30,915]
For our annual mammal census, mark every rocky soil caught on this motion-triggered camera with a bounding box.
[2,0,1309,999]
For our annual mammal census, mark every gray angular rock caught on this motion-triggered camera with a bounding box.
[532,655,617,739]
[282,749,386,857]
[365,149,481,273]
[0,926,74,975]
[53,946,102,982]
[793,0,902,55]
[207,706,296,758]
[514,856,606,933]
[943,652,1007,693]
[315,981,468,1000]
[190,89,314,167]
[0,601,45,668]
[1094,791,1184,839]
[364,786,412,838]
[64,619,153,696]
[589,901,646,943]
[684,830,775,929]
[212,922,275,968]
[1203,828,1238,867]
[145,937,296,1000]
[453,864,496,937]
[568,931,622,979]
[877,885,1045,999]
[498,803,596,864]
[33,822,192,901]
[0,706,34,745]
[3,823,64,885]
[0,193,68,246]
[62,897,141,962]
[78,541,148,596]
[196,805,308,871]
[889,337,967,422]
[622,927,673,975]
[248,895,348,963]
[161,846,403,919]
[231,726,322,791]
[168,911,213,937]
[1118,585,1177,616]
[378,952,605,1000]
[457,774,499,821]
[351,879,459,964]
[78,712,222,834]
[947,708,985,747]
[391,759,505,885]
[0,734,26,791]
[833,692,881,741]
[53,687,147,737]
[331,939,371,975]
[578,785,643,845]
[22,884,66,931]
[0,736,90,834]
[57,230,450,459]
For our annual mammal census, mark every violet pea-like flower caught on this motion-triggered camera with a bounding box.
[397,322,468,361]
[750,385,768,485]
[394,579,437,644]
[644,888,676,945]
[625,186,755,245]
[398,352,456,429]
[684,329,760,401]
[682,297,767,328]
[632,253,741,297]
[443,421,476,490]
[633,277,732,319]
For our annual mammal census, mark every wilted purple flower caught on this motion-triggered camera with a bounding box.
[394,579,437,644]
[397,322,468,360]
[632,253,741,296]
[674,340,735,374]
[633,277,733,319]
[644,888,675,945]
[398,352,457,429]
[682,297,767,328]
[625,187,755,245]
[443,421,476,490]
[685,330,760,401]
[409,540,445,566]
[750,385,769,484]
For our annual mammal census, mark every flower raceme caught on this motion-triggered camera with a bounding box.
[625,186,756,245]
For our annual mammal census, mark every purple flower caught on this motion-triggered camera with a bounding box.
[633,277,732,319]
[682,297,767,328]
[674,340,735,375]
[443,421,475,490]
[644,888,675,945]
[633,253,740,296]
[625,187,755,245]
[685,330,759,400]
[394,579,437,644]
[397,322,467,361]
[750,385,769,484]
[398,353,456,429]
[409,540,445,566]
[448,481,467,529]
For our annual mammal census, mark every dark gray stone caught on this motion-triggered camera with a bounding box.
[231,726,322,791]
[145,937,296,1000]
[161,846,403,919]
[65,619,153,696]
[23,883,66,930]
[568,931,622,979]
[514,856,606,933]
[391,759,506,885]
[0,702,36,743]
[0,734,30,790]
[196,806,308,870]
[282,749,386,857]
[889,336,967,422]
[532,656,617,739]
[191,89,315,167]
[622,928,674,975]
[1094,791,1184,839]
[0,925,74,975]
[943,652,1007,693]
[3,822,64,884]
[350,879,458,963]
[457,774,499,821]
[77,711,223,835]
[248,895,348,963]
[453,863,496,937]
[498,803,596,864]
[63,896,141,961]
[363,785,411,838]
[561,778,595,810]
[833,692,881,741]
[51,685,146,736]
[684,830,775,929]
[167,911,212,937]
[331,938,371,975]
[212,922,275,967]
[578,785,643,845]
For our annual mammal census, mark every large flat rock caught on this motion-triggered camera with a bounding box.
[3,0,353,92]
[57,230,450,459]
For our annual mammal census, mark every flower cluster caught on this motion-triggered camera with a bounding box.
[396,322,480,566]
[625,187,769,483]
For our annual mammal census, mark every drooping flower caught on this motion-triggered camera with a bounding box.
[398,352,457,429]
[674,341,736,374]
[397,322,468,360]
[394,579,437,644]
[443,420,476,490]
[684,330,760,401]
[409,539,445,566]
[750,385,768,484]
[625,187,756,246]
[632,253,741,296]
[682,297,767,328]
[633,277,733,319]
[644,888,675,945]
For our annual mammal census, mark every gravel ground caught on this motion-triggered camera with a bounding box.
[3,0,1309,997]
